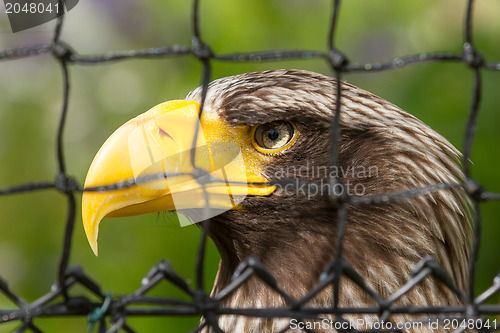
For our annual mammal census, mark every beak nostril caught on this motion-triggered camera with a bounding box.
[158,127,174,141]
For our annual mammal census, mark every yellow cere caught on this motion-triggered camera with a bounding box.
[82,100,276,255]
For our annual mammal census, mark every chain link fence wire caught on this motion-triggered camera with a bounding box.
[1,0,500,332]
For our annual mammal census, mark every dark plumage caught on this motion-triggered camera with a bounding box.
[183,70,471,332]
[82,69,472,332]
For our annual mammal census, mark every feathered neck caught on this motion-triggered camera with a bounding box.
[189,70,471,332]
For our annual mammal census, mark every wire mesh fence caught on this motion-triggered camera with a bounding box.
[1,0,500,332]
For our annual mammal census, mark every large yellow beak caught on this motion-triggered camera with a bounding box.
[82,100,274,255]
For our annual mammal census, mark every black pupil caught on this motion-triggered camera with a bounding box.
[267,128,280,141]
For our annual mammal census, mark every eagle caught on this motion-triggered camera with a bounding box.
[82,69,471,332]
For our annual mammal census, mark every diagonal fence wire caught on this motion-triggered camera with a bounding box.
[1,0,500,332]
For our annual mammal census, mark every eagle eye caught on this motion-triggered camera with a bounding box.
[252,121,298,153]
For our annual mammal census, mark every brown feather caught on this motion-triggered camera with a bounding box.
[186,69,472,332]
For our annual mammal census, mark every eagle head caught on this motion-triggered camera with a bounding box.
[82,69,471,332]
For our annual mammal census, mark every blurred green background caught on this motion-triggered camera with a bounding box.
[0,0,499,331]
